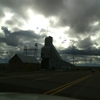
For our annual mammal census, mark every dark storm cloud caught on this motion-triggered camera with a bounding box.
[57,0,100,33]
[95,57,100,61]
[60,54,86,65]
[58,46,100,55]
[5,20,14,26]
[0,0,64,20]
[0,35,22,46]
[0,27,46,46]
[5,16,25,26]
[31,0,64,17]
[1,27,10,36]
[0,9,5,18]
[1,0,100,33]
[32,0,100,33]
[76,36,93,49]
[0,0,30,19]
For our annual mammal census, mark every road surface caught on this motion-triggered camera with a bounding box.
[0,71,100,100]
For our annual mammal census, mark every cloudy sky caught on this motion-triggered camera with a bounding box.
[0,0,100,66]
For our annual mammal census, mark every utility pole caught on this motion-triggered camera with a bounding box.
[24,45,27,56]
[70,40,77,68]
[73,45,74,65]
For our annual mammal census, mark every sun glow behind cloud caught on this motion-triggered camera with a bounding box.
[21,9,71,49]
[47,27,70,49]
[91,36,97,41]
[0,12,13,33]
[22,9,49,34]
[90,21,99,26]
[0,12,13,38]
[1,12,13,24]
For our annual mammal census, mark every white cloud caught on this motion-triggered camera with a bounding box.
[0,0,100,66]
[1,12,13,26]
[21,9,50,34]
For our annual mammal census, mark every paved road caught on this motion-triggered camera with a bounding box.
[0,71,100,100]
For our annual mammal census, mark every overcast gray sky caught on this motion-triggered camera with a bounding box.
[0,0,100,66]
